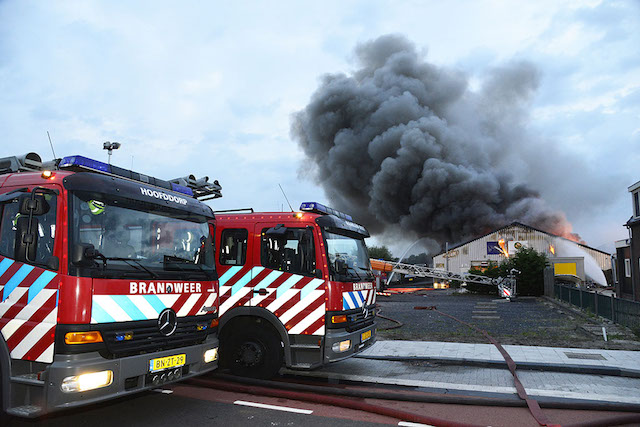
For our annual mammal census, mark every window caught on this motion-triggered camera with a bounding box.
[625,258,631,278]
[0,200,19,258]
[219,229,248,266]
[261,227,316,276]
[70,191,214,280]
[0,194,57,265]
[634,191,640,218]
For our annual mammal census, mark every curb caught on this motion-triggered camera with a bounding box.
[353,354,640,378]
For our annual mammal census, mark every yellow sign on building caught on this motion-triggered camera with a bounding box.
[554,262,577,276]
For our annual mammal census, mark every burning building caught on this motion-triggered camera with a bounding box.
[432,222,611,285]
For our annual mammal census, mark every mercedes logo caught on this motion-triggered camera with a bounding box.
[157,308,178,336]
[362,306,368,318]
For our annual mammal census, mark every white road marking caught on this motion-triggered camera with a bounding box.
[151,389,174,394]
[398,422,435,427]
[233,400,313,414]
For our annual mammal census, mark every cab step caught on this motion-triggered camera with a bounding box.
[290,343,321,349]
[288,363,313,369]
[7,405,43,418]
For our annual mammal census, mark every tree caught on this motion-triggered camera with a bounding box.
[466,262,500,294]
[405,252,431,266]
[368,245,395,261]
[466,248,549,296]
[501,247,549,296]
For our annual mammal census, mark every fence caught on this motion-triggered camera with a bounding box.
[554,283,640,331]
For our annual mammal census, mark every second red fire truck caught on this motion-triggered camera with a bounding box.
[214,202,377,378]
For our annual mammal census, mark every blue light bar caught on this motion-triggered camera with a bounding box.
[59,155,195,197]
[171,183,194,197]
[59,155,110,173]
[299,202,353,221]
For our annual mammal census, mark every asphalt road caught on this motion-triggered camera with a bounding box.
[7,375,639,427]
[6,387,389,427]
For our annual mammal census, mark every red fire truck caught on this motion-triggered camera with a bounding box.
[215,202,376,378]
[0,153,220,418]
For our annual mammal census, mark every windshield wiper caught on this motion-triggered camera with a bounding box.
[345,266,363,281]
[99,255,159,278]
[163,255,204,270]
[356,266,375,280]
[163,255,214,278]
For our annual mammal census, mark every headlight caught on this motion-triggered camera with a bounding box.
[331,340,351,353]
[204,348,218,363]
[61,370,113,393]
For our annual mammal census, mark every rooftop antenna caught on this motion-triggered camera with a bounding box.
[278,184,294,212]
[46,131,57,159]
[103,141,121,165]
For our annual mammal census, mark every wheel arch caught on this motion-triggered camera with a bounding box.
[219,307,292,366]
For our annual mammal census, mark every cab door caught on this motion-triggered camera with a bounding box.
[217,225,253,315]
[0,187,61,363]
[251,223,326,335]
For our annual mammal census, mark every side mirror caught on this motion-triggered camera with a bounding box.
[18,194,49,216]
[72,243,98,266]
[314,268,323,279]
[46,256,60,271]
[334,258,347,275]
[14,216,39,262]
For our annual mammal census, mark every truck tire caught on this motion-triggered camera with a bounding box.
[227,324,283,379]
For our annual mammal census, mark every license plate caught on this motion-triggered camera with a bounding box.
[361,330,372,342]
[149,354,186,373]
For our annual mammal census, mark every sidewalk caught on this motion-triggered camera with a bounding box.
[356,339,640,377]
[282,340,640,406]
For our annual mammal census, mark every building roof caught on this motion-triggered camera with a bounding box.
[434,221,611,257]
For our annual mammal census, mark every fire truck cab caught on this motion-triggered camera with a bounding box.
[0,153,220,418]
[215,202,376,378]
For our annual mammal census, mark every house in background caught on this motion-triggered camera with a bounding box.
[615,180,640,301]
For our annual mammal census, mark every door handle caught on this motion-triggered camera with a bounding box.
[253,288,268,295]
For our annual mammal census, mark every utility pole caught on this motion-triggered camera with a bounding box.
[445,242,449,273]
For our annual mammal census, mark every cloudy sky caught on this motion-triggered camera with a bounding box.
[1,0,638,255]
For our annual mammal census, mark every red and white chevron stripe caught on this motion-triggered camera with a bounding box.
[0,256,59,363]
[219,266,327,336]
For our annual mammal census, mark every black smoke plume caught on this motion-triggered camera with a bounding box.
[291,34,580,252]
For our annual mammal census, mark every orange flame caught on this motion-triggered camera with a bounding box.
[498,239,509,258]
[549,244,555,255]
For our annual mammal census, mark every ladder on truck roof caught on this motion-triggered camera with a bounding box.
[0,152,222,201]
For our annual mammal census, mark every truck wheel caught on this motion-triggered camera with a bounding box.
[227,325,283,379]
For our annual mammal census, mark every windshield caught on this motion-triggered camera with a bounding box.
[70,190,214,280]
[324,230,372,281]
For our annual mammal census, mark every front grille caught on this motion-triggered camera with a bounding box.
[99,315,215,357]
[327,305,375,332]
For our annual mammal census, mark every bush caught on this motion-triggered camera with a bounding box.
[466,248,548,296]
[502,248,549,296]
[466,264,499,294]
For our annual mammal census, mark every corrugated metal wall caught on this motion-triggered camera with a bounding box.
[433,224,611,274]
